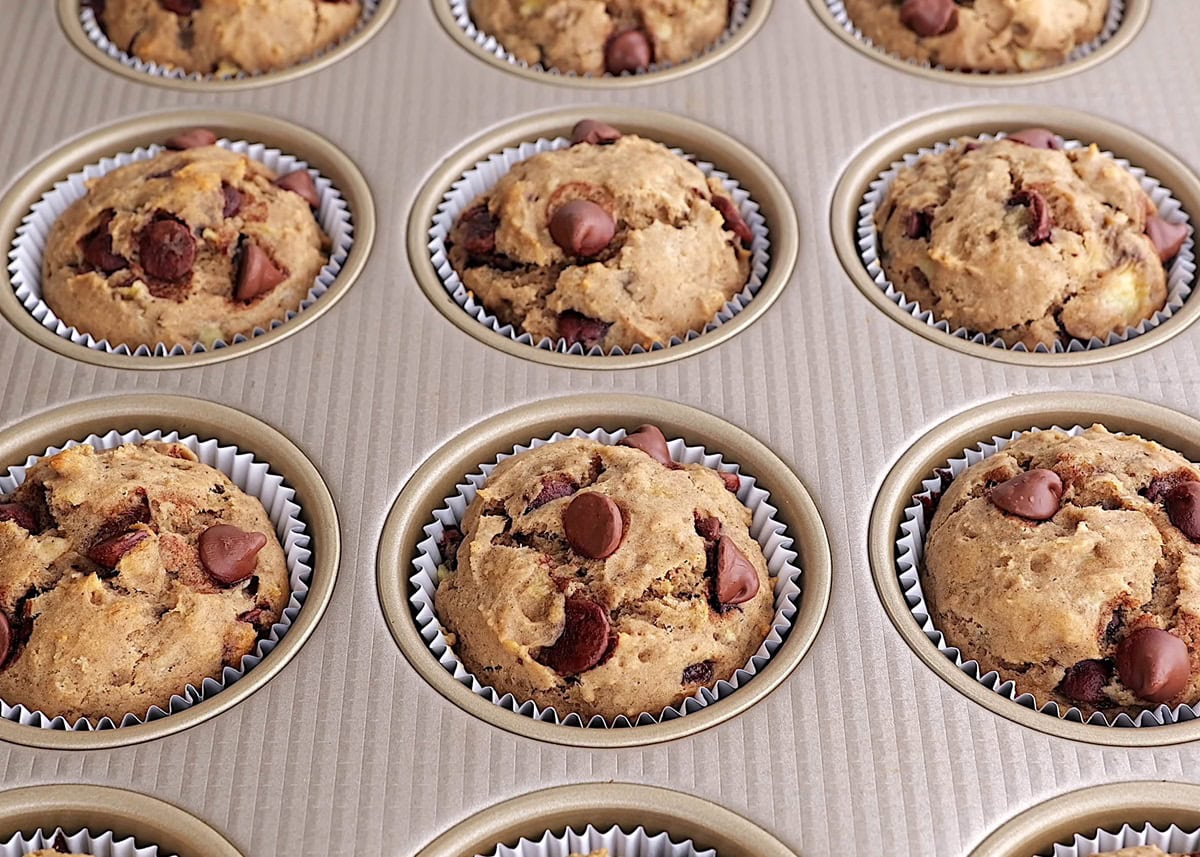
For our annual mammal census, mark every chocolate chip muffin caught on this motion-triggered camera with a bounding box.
[922,425,1200,718]
[29,852,96,857]
[0,441,289,722]
[435,426,774,721]
[874,129,1188,349]
[92,0,362,76]
[844,0,1108,72]
[470,0,729,75]
[447,120,753,353]
[42,130,330,351]
[1096,849,1196,857]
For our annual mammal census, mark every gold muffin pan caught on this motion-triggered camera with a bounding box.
[868,391,1200,747]
[0,394,339,750]
[830,103,1200,367]
[56,0,400,91]
[806,0,1149,86]
[415,782,798,857]
[407,106,798,369]
[376,393,831,748]
[0,784,242,857]
[971,781,1200,857]
[0,109,376,371]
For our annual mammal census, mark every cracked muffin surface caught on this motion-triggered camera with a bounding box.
[447,126,752,352]
[0,441,289,722]
[844,0,1108,73]
[922,426,1200,718]
[874,133,1180,349]
[94,0,363,76]
[434,431,774,721]
[42,143,329,350]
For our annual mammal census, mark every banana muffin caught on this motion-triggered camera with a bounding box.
[1096,848,1196,857]
[470,0,729,75]
[29,852,96,857]
[435,425,774,721]
[874,129,1189,349]
[844,0,1108,72]
[447,120,753,352]
[922,425,1200,717]
[42,130,330,351]
[91,0,362,76]
[0,441,289,722]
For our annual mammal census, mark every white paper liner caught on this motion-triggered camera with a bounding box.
[1,826,166,857]
[79,1,382,83]
[410,427,803,728]
[450,0,751,79]
[7,138,354,358]
[486,823,717,857]
[826,0,1124,75]
[1053,822,1200,856]
[0,429,313,731]
[428,137,771,356]
[858,132,1196,353]
[897,424,1200,728]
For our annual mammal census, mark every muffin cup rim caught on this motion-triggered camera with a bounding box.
[482,822,716,857]
[3,824,165,856]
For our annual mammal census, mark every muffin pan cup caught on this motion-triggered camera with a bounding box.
[377,393,831,748]
[0,109,375,370]
[0,395,339,750]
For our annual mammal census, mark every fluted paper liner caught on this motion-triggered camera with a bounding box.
[427,136,770,357]
[0,429,313,731]
[898,424,1199,727]
[825,0,1125,75]
[410,427,802,728]
[858,131,1195,353]
[2,826,166,856]
[1053,822,1200,856]
[7,138,354,358]
[487,823,716,857]
[79,1,382,83]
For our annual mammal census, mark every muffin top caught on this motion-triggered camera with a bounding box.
[42,133,330,351]
[469,0,729,75]
[0,441,289,722]
[28,852,97,857]
[1096,848,1188,857]
[569,851,608,857]
[844,0,1108,73]
[874,130,1187,349]
[448,120,752,353]
[94,0,363,76]
[923,425,1200,718]
[434,426,775,721]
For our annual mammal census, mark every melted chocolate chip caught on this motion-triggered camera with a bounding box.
[563,492,624,559]
[198,524,268,585]
[619,424,673,466]
[717,470,740,493]
[989,468,1062,521]
[1146,215,1189,262]
[87,530,150,569]
[714,535,759,605]
[1010,189,1053,245]
[904,209,933,240]
[604,29,652,74]
[1005,128,1062,150]
[0,612,10,670]
[1057,658,1113,704]
[458,205,498,257]
[557,310,611,348]
[570,119,622,146]
[527,474,578,511]
[164,127,215,149]
[138,215,195,282]
[0,502,35,532]
[222,183,242,218]
[681,660,715,685]
[549,199,615,257]
[899,0,958,36]
[1116,628,1191,704]
[1165,481,1200,542]
[80,210,128,274]
[710,194,753,247]
[274,170,320,208]
[235,239,287,301]
[694,513,722,544]
[440,526,463,571]
[536,596,612,675]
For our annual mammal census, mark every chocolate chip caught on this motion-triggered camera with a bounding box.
[1116,627,1191,703]
[1165,482,1200,541]
[904,209,933,240]
[222,183,242,218]
[549,199,614,257]
[159,0,200,12]
[527,474,578,510]
[570,119,622,146]
[694,513,722,543]
[1057,658,1113,704]
[138,216,195,281]
[717,471,740,493]
[458,205,498,257]
[1145,470,1198,502]
[1010,188,1052,245]
[1105,607,1126,645]
[899,0,958,36]
[274,170,320,208]
[557,310,610,348]
[536,596,612,675]
[164,127,216,149]
[989,468,1063,520]
[199,524,268,585]
[440,526,463,571]
[714,535,759,605]
[237,608,266,627]
[87,530,150,568]
[681,660,714,685]
[619,424,673,466]
[235,239,287,301]
[709,194,753,248]
[1146,215,1189,262]
[0,503,35,532]
[604,28,652,74]
[563,492,624,559]
[1005,128,1063,150]
[0,612,9,670]
[80,210,128,274]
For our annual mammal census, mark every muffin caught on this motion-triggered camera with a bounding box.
[434,425,774,721]
[447,120,752,352]
[469,0,729,75]
[29,852,95,857]
[90,0,362,76]
[922,425,1200,718]
[570,852,607,857]
[844,0,1108,72]
[874,129,1189,349]
[0,441,289,722]
[42,130,330,351]
[1096,849,1194,857]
